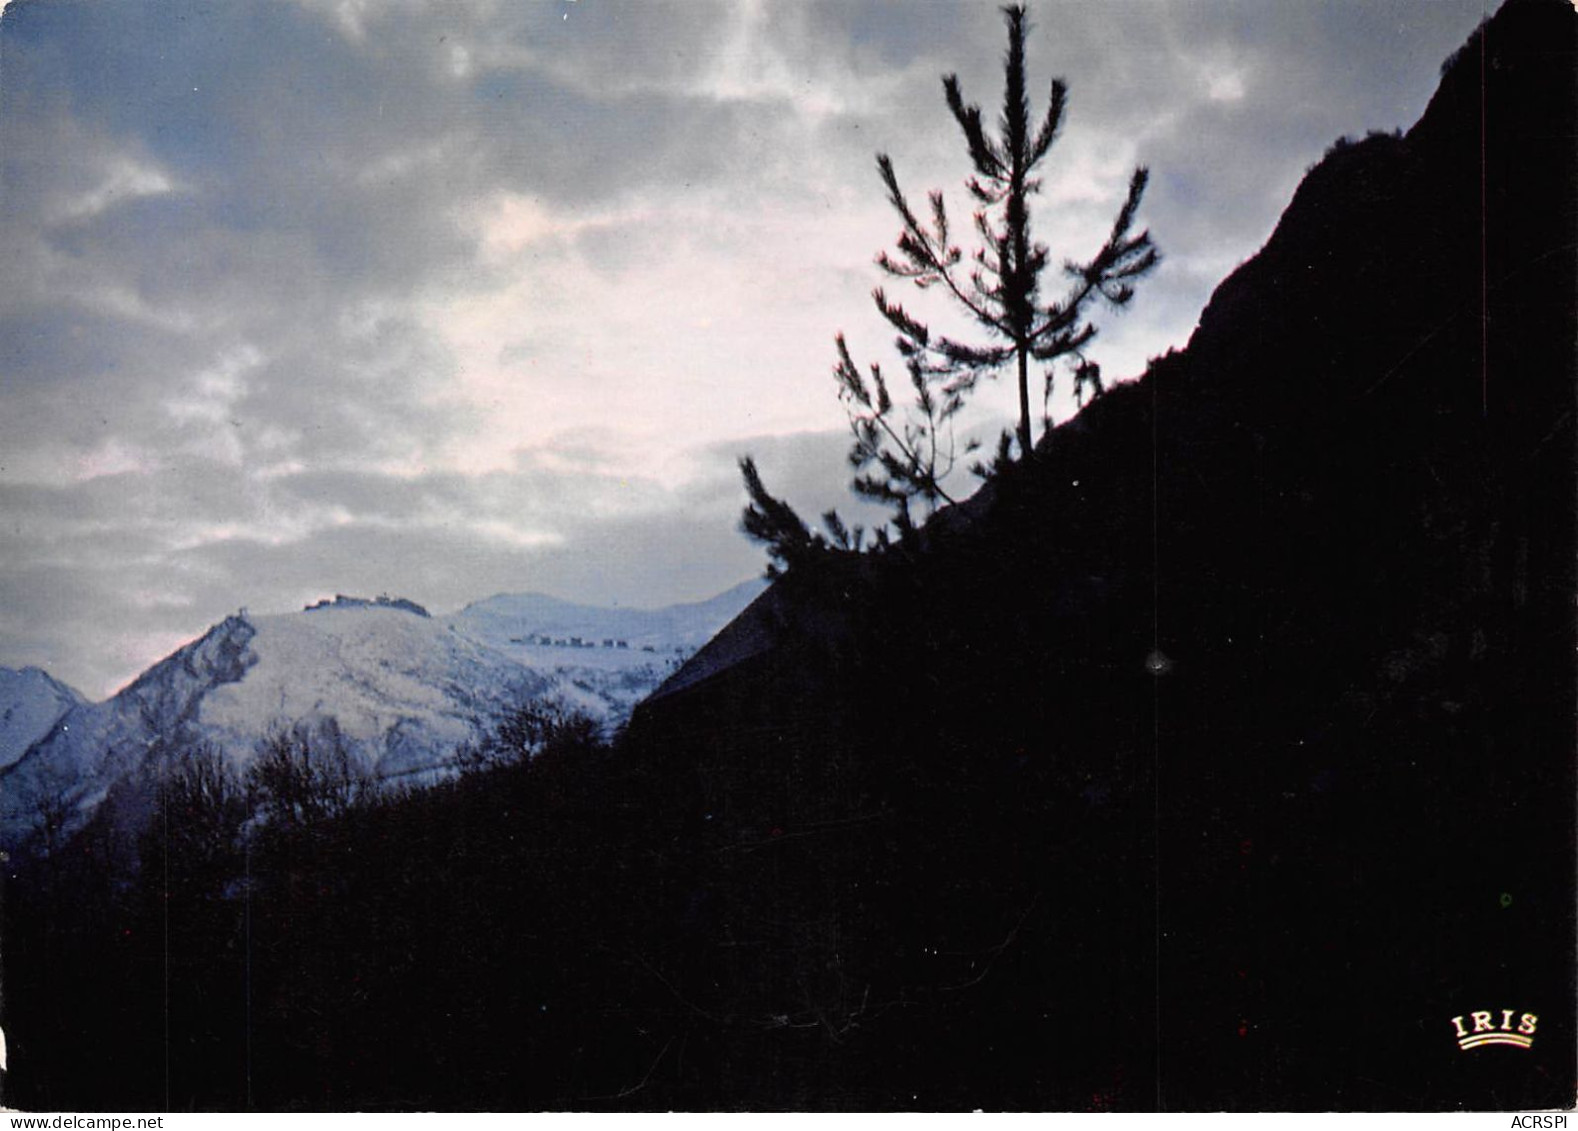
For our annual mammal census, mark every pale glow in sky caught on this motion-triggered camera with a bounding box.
[0,0,1489,698]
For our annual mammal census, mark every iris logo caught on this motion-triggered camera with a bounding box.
[1449,1009,1537,1050]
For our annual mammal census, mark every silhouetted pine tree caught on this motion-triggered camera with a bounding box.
[742,4,1159,566]
[862,3,1158,467]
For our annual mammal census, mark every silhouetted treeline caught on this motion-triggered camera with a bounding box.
[4,709,643,1111]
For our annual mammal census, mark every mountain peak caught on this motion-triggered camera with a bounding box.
[0,665,86,773]
[0,579,768,850]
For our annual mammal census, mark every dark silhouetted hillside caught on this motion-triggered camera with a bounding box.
[3,0,1571,1112]
[631,0,1576,1108]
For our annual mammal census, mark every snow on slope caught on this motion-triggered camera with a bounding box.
[449,579,768,721]
[0,666,86,771]
[197,604,549,777]
[0,606,545,847]
[0,614,260,847]
[0,580,766,848]
[453,579,768,654]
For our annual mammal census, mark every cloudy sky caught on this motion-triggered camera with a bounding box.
[0,0,1487,699]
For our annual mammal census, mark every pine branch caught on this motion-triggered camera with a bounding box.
[836,335,960,515]
[877,156,1000,328]
[943,75,1003,178]
[1030,78,1067,163]
[739,457,821,576]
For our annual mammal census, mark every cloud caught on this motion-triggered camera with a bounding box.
[0,0,1489,698]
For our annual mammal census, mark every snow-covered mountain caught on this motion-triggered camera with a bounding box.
[450,579,767,720]
[0,581,765,848]
[198,602,553,776]
[0,666,86,772]
[453,580,766,653]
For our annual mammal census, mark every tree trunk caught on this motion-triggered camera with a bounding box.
[1016,344,1032,455]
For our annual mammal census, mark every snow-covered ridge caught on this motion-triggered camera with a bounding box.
[0,665,86,772]
[0,580,766,848]
[446,578,768,723]
[195,603,547,778]
[0,614,262,848]
[452,579,766,654]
